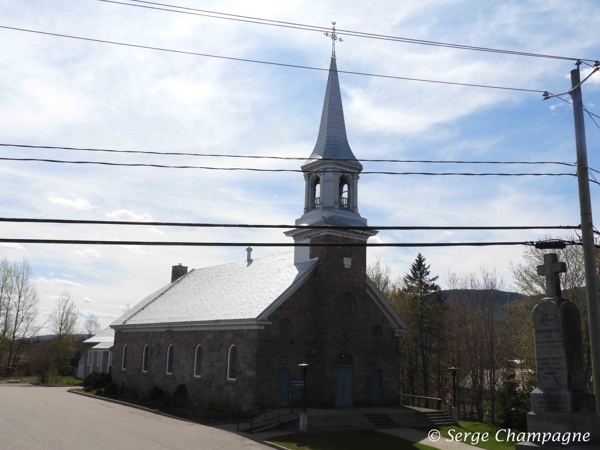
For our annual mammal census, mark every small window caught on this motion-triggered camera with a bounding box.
[279,319,292,335]
[142,344,149,373]
[227,345,237,381]
[194,345,202,378]
[87,351,93,366]
[121,344,128,371]
[166,345,174,375]
[372,324,383,339]
[97,351,103,367]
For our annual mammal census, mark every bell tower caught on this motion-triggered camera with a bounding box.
[285,57,377,264]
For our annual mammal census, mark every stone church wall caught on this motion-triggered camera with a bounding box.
[256,236,401,408]
[111,328,258,411]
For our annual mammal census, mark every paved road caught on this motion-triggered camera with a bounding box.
[0,385,270,450]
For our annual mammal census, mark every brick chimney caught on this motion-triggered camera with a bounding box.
[171,263,188,283]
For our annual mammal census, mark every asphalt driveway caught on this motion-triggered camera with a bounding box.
[0,384,269,450]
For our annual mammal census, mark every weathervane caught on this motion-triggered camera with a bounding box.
[324,22,343,59]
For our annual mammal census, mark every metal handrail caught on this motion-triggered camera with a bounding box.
[237,395,304,432]
[400,393,445,410]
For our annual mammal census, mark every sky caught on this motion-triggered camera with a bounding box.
[1,0,600,332]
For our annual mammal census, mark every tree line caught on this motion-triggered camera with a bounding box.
[368,244,595,426]
[0,257,101,381]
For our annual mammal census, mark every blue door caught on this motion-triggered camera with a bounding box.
[335,367,353,407]
[276,368,290,405]
[371,370,382,404]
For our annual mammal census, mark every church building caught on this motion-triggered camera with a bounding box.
[109,56,407,412]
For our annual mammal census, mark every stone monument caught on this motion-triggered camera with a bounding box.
[527,253,599,443]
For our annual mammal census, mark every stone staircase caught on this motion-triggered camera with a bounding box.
[364,412,397,429]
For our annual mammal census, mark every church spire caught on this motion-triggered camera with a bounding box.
[304,57,362,170]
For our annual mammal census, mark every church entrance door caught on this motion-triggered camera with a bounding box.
[371,370,382,404]
[335,367,353,407]
[276,368,290,405]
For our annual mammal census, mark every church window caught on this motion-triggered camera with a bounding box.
[166,345,174,375]
[142,344,149,373]
[336,293,356,319]
[121,344,128,371]
[194,345,202,378]
[279,319,292,335]
[372,325,382,339]
[87,351,93,366]
[227,345,237,381]
[313,177,321,207]
[339,176,349,207]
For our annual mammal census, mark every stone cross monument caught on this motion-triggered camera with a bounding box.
[526,253,599,443]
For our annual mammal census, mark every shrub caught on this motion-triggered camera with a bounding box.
[83,372,100,387]
[149,386,164,402]
[93,373,111,390]
[104,382,118,396]
[95,388,104,396]
[173,384,188,408]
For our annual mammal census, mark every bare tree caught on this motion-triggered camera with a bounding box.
[50,290,78,338]
[84,318,101,336]
[2,259,41,373]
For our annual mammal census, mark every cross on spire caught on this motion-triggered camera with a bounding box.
[537,253,567,298]
[324,22,343,59]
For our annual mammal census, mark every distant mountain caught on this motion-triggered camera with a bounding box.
[31,334,91,341]
[440,289,524,306]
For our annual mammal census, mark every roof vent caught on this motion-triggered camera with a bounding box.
[246,247,253,265]
[171,263,188,283]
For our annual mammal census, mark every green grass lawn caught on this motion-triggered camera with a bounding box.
[1,374,82,386]
[439,422,516,450]
[269,431,439,450]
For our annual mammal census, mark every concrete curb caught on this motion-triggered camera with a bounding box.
[67,389,284,450]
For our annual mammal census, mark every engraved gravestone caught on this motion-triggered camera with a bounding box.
[525,253,599,444]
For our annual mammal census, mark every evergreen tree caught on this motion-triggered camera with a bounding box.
[402,254,446,401]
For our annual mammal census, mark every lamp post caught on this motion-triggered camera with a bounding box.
[298,363,309,412]
[448,367,459,425]
[298,363,309,432]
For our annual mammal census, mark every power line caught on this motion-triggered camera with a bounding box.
[0,25,545,93]
[0,217,583,232]
[0,143,577,167]
[0,156,577,177]
[100,0,598,63]
[0,238,571,248]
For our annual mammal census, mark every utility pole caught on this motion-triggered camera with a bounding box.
[571,64,600,414]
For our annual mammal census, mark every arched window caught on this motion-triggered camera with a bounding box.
[313,177,321,207]
[121,344,128,371]
[166,345,174,375]
[227,345,237,381]
[339,176,349,207]
[194,345,202,378]
[142,344,149,373]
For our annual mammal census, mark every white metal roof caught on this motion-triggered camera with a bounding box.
[111,252,318,330]
[83,326,115,344]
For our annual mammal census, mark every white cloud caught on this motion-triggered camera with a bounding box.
[82,297,94,304]
[148,227,166,236]
[47,194,95,210]
[36,277,84,287]
[581,67,600,85]
[121,245,153,255]
[73,247,102,258]
[78,309,117,319]
[106,210,153,222]
[0,243,26,251]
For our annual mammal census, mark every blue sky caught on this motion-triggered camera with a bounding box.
[1,0,599,331]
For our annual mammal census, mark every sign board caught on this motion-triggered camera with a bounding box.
[292,379,304,388]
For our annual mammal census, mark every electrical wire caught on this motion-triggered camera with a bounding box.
[100,0,598,63]
[0,156,577,177]
[0,25,545,93]
[547,93,600,130]
[0,217,583,231]
[0,143,577,167]
[0,238,573,248]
